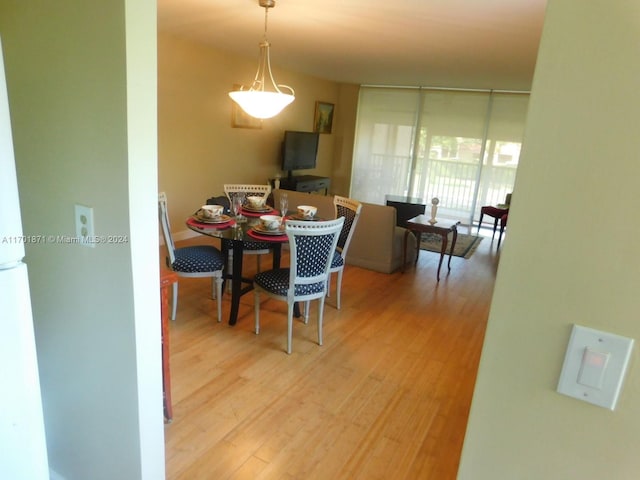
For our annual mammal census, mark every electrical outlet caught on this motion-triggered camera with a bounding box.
[75,204,95,248]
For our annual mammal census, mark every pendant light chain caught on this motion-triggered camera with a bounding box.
[263,4,269,40]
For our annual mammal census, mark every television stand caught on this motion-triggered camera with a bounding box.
[278,175,330,195]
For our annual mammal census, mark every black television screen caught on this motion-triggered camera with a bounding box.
[282,131,319,175]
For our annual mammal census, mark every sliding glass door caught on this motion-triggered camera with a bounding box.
[350,88,420,204]
[351,87,528,225]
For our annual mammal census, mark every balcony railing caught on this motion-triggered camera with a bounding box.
[351,154,517,224]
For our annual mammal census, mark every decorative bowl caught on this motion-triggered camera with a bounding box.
[296,205,317,219]
[200,204,223,219]
[259,214,282,231]
[246,196,266,209]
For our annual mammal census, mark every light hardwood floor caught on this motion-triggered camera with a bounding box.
[164,227,500,479]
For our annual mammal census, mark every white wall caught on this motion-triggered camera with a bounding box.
[459,1,640,478]
[0,1,163,478]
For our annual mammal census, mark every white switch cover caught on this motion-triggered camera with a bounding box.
[557,324,634,410]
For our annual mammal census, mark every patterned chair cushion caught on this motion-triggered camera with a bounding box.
[172,245,224,273]
[335,204,356,250]
[254,269,325,296]
[294,234,334,277]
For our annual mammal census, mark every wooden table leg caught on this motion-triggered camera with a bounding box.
[447,226,458,271]
[402,229,409,273]
[436,232,448,282]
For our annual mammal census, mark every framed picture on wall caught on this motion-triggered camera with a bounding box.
[313,101,334,134]
[231,85,262,129]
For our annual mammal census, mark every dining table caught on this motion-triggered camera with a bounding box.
[186,206,290,326]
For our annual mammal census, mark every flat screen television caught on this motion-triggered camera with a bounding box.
[281,130,319,179]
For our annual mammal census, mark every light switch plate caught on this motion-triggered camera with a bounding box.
[557,324,634,410]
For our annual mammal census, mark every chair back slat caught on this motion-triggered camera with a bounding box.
[333,196,362,256]
[223,183,272,201]
[158,192,176,264]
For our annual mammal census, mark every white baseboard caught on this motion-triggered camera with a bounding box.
[173,228,200,242]
[159,228,200,247]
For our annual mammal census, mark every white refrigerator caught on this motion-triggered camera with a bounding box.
[0,37,50,479]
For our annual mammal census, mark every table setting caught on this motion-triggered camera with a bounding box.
[189,195,321,233]
[236,193,278,218]
[184,192,321,326]
[246,214,288,242]
[187,204,236,229]
[245,196,321,241]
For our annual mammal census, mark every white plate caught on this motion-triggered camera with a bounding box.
[289,214,318,221]
[242,205,273,213]
[193,213,232,224]
[252,225,286,236]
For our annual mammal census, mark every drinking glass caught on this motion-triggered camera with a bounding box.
[232,193,245,222]
[279,192,288,217]
[230,195,239,219]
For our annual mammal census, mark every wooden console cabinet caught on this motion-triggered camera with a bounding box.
[277,175,330,195]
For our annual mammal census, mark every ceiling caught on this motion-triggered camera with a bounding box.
[157,0,547,91]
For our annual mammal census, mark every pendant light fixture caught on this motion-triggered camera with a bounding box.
[229,0,295,119]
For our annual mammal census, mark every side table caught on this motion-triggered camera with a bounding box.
[160,270,178,422]
[403,215,460,281]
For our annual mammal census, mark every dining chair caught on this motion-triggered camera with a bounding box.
[253,217,344,354]
[327,195,362,309]
[477,192,512,237]
[158,192,224,322]
[223,184,273,273]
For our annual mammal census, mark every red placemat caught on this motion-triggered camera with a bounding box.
[247,229,288,242]
[240,207,277,217]
[186,216,235,229]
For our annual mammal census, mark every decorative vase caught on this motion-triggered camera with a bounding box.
[429,197,439,224]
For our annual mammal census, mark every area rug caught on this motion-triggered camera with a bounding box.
[419,232,483,259]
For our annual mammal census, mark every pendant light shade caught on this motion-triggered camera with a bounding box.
[229,0,295,119]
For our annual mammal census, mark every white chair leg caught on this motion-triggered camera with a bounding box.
[336,268,344,310]
[287,303,294,354]
[326,272,332,298]
[303,301,310,324]
[215,276,223,322]
[254,290,260,334]
[171,282,178,321]
[317,297,325,346]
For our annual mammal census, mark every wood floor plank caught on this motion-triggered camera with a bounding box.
[163,228,497,479]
